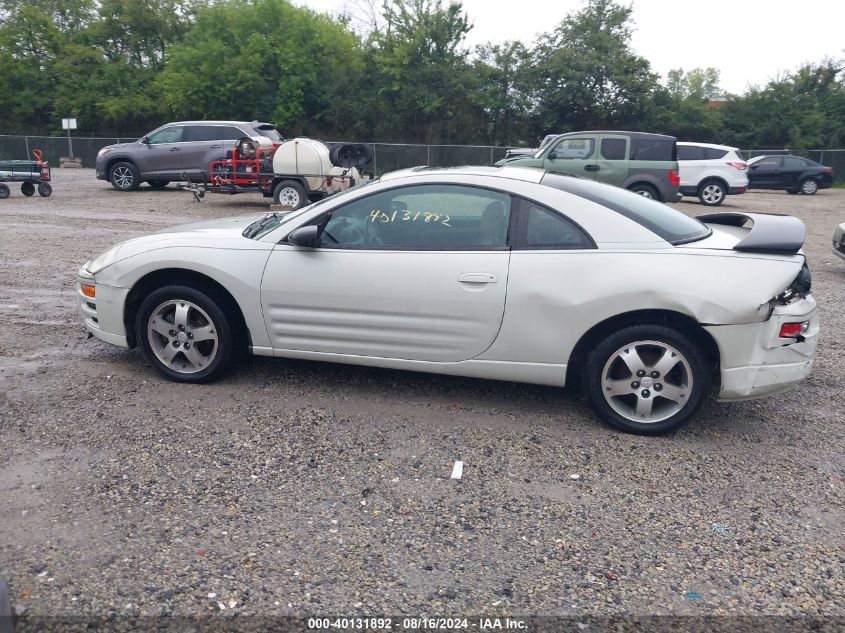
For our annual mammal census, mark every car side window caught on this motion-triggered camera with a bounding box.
[755,157,781,169]
[600,138,626,160]
[514,199,594,250]
[217,126,246,140]
[183,125,220,142]
[315,184,512,250]
[146,127,183,144]
[705,148,728,160]
[677,145,706,161]
[783,157,807,169]
[550,138,595,160]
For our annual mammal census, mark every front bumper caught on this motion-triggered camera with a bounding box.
[95,154,108,180]
[705,296,819,401]
[77,269,130,347]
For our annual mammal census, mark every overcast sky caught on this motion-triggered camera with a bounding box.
[296,0,845,95]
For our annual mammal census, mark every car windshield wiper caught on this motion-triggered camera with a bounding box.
[243,213,279,239]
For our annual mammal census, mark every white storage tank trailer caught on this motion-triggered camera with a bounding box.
[273,138,363,192]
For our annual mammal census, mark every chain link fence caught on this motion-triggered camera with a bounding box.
[0,134,513,175]
[2,134,842,183]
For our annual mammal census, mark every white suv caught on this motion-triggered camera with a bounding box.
[677,142,748,206]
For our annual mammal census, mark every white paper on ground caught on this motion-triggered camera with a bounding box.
[451,461,464,480]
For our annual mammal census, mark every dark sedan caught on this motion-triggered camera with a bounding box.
[746,155,834,195]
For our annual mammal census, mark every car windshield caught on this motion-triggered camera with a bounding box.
[541,174,711,244]
[247,178,380,239]
[534,136,560,158]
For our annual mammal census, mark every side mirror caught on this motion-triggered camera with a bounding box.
[140,136,150,144]
[548,150,559,160]
[287,225,320,248]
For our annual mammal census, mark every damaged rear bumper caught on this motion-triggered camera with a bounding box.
[705,296,819,401]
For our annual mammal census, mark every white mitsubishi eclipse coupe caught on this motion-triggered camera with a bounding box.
[77,166,819,434]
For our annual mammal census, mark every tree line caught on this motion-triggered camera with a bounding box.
[2,0,844,150]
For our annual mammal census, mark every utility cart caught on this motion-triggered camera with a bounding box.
[0,149,52,199]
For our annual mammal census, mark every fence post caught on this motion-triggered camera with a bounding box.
[372,144,377,177]
[24,136,29,158]
[427,145,430,166]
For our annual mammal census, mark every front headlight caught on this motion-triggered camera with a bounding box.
[87,244,121,273]
[97,147,113,158]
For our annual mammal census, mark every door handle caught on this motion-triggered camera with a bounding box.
[458,273,497,284]
[210,144,222,149]
[169,147,180,152]
[584,164,600,172]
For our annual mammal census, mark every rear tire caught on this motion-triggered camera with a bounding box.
[799,178,818,195]
[21,182,35,196]
[109,161,140,191]
[136,285,237,383]
[583,324,710,435]
[697,179,726,206]
[37,182,52,197]
[0,184,9,199]
[273,180,307,209]
[628,183,660,201]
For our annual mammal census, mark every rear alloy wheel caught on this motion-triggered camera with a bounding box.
[800,178,819,195]
[109,161,140,191]
[698,180,726,206]
[273,180,307,209]
[583,325,710,435]
[628,184,659,200]
[136,285,236,383]
[21,182,35,196]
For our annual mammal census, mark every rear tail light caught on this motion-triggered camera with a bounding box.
[779,321,809,338]
[824,167,833,176]
[726,161,747,170]
[668,169,680,186]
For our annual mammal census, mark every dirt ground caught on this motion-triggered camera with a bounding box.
[0,170,843,630]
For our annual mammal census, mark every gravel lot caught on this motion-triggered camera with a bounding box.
[1,170,843,629]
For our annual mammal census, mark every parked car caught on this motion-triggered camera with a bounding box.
[833,222,845,261]
[77,166,818,435]
[677,142,748,206]
[96,120,282,191]
[504,134,559,159]
[497,131,680,202]
[746,155,834,195]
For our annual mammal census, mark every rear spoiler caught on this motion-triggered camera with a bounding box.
[697,212,805,254]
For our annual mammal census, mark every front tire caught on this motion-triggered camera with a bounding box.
[697,179,726,206]
[799,178,819,195]
[0,184,9,199]
[21,182,35,196]
[109,161,140,191]
[37,182,52,197]
[583,324,710,435]
[628,183,659,200]
[273,180,307,209]
[136,285,237,383]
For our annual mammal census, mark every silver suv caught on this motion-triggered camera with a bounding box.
[96,120,281,191]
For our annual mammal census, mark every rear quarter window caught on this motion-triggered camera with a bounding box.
[705,148,729,160]
[631,138,676,161]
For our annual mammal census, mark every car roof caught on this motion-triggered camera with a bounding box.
[677,141,739,151]
[379,165,546,184]
[556,130,676,141]
[164,120,274,127]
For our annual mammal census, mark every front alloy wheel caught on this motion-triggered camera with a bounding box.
[136,285,236,382]
[584,325,710,434]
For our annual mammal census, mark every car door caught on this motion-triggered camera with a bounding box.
[260,183,511,362]
[747,156,782,188]
[677,144,706,190]
[543,135,599,180]
[780,156,807,190]
[136,125,184,177]
[593,135,630,186]
[179,125,245,180]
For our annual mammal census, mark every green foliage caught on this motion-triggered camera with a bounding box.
[1,0,844,150]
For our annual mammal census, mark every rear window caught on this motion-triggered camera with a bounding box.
[540,174,711,245]
[631,138,676,161]
[254,124,282,141]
